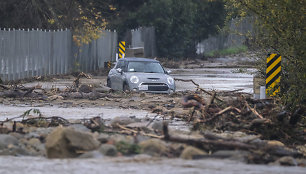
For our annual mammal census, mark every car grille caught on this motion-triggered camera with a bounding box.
[141,83,169,91]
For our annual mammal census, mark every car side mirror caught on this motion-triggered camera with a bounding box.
[116,68,122,74]
[166,70,172,74]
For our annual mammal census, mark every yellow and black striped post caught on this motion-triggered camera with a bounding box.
[118,41,126,59]
[104,61,112,69]
[266,54,281,96]
[107,61,111,69]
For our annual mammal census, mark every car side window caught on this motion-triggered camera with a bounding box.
[115,61,123,69]
[115,61,127,72]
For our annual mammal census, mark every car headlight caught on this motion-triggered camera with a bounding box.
[130,76,139,84]
[167,77,174,85]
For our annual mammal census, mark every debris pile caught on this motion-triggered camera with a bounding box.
[0,73,305,167]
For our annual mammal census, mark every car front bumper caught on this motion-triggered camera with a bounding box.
[129,82,175,94]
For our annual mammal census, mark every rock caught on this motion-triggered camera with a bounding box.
[0,126,10,134]
[296,145,306,156]
[152,106,165,114]
[151,121,163,131]
[268,146,300,157]
[95,86,111,93]
[140,92,146,97]
[267,140,285,147]
[108,134,134,144]
[48,95,64,100]
[97,133,109,144]
[115,141,140,155]
[79,84,93,93]
[296,158,306,167]
[69,92,83,99]
[180,146,207,160]
[27,138,41,147]
[68,124,91,133]
[45,127,100,158]
[88,91,99,100]
[135,135,150,143]
[139,139,167,157]
[9,132,24,139]
[0,144,29,156]
[275,156,298,166]
[169,143,185,157]
[20,138,45,156]
[0,134,18,149]
[24,127,54,139]
[98,144,117,156]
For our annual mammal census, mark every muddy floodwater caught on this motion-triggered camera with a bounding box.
[1,66,305,174]
[0,156,305,174]
[173,68,254,93]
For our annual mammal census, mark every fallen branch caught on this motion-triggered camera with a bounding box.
[73,72,92,89]
[21,116,70,126]
[0,84,10,90]
[200,106,242,123]
[182,94,206,109]
[174,78,223,102]
[207,91,216,107]
[163,122,256,151]
[22,87,35,97]
[116,123,163,139]
[245,101,264,119]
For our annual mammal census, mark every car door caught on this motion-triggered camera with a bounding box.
[117,61,127,90]
[111,60,123,90]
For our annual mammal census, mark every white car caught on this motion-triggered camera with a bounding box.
[107,57,175,93]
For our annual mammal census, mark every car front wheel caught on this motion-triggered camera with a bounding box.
[123,83,130,92]
[107,79,111,88]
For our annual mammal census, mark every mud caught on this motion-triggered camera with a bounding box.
[0,56,305,173]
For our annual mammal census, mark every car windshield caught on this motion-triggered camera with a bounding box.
[127,61,165,73]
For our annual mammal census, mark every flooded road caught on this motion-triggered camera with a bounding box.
[20,68,255,93]
[0,104,192,132]
[0,156,305,174]
[172,68,254,93]
[0,104,154,121]
[1,66,304,174]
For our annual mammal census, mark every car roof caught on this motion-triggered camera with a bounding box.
[119,57,159,63]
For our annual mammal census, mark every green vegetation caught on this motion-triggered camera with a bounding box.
[226,0,305,114]
[107,0,226,58]
[0,0,111,45]
[204,45,248,58]
[115,141,140,155]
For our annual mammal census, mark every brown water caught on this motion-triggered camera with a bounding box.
[0,156,305,174]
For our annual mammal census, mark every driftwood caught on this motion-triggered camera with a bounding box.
[182,94,206,109]
[0,114,69,127]
[0,84,10,90]
[163,122,256,151]
[0,84,40,98]
[200,106,242,123]
[73,72,91,89]
[207,91,216,107]
[244,100,264,119]
[21,116,70,126]
[116,123,163,139]
[174,78,223,102]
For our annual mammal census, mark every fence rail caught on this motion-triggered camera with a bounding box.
[0,28,117,82]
